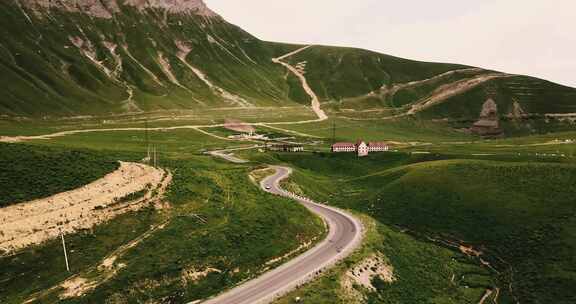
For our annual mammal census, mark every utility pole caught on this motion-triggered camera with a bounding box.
[145,120,149,145]
[331,121,336,149]
[61,230,70,272]
[153,145,157,168]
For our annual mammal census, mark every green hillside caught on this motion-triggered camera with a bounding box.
[0,1,294,117]
[259,152,576,304]
[278,46,576,136]
[0,143,118,207]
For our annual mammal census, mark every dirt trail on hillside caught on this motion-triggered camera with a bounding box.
[261,124,322,138]
[407,73,514,115]
[0,118,329,143]
[175,41,253,107]
[58,220,170,299]
[273,46,328,121]
[379,68,482,99]
[0,162,170,254]
[340,71,514,121]
[23,220,172,303]
[478,289,494,304]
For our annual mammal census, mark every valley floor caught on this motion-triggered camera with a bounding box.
[1,114,575,304]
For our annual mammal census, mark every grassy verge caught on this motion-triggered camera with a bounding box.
[275,215,492,304]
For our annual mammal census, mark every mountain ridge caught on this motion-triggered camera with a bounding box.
[18,0,218,18]
[0,0,575,136]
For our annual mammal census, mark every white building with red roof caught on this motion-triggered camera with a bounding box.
[331,140,390,156]
[368,142,390,152]
[331,142,356,152]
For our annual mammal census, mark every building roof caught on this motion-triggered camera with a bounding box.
[332,142,355,148]
[271,143,303,147]
[368,142,389,147]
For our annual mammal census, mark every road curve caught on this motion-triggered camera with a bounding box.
[200,166,363,304]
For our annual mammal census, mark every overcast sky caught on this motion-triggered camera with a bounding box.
[206,0,575,88]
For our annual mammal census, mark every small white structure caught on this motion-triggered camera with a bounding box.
[357,141,369,157]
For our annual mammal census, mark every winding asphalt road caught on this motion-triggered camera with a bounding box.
[200,166,363,304]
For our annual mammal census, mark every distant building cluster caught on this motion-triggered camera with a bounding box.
[268,143,304,152]
[227,133,269,141]
[332,140,390,157]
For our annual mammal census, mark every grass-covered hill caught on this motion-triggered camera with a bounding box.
[2,0,574,137]
[259,152,576,304]
[282,45,576,135]
[0,0,294,116]
[0,142,118,207]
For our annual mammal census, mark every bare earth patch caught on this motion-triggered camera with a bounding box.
[341,252,395,301]
[0,162,170,254]
[181,267,222,286]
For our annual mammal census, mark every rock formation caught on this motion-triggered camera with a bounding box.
[471,98,503,137]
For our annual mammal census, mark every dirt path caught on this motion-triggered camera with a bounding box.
[478,288,494,304]
[23,219,172,303]
[0,162,170,254]
[260,124,322,138]
[0,119,329,143]
[176,41,252,107]
[376,68,483,101]
[339,70,514,121]
[406,73,514,115]
[58,220,170,299]
[272,46,328,121]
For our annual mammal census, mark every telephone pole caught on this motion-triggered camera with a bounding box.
[332,121,336,145]
[153,145,157,168]
[61,230,70,272]
[145,120,151,162]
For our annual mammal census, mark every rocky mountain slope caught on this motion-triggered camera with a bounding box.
[1,0,575,135]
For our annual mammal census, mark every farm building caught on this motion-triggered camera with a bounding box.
[332,140,390,157]
[332,142,356,152]
[268,143,304,152]
[368,142,389,152]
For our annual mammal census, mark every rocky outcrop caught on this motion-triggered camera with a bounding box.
[19,0,119,18]
[124,0,218,16]
[19,0,218,18]
[471,98,503,137]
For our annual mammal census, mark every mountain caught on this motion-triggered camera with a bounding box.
[0,0,575,135]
